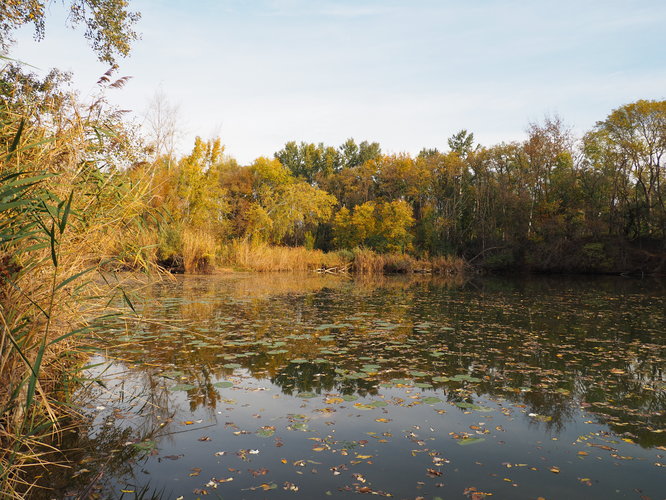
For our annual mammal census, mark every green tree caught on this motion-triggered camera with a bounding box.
[587,100,666,242]
[448,129,475,158]
[1,0,141,64]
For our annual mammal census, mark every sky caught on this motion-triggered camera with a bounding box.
[9,0,666,164]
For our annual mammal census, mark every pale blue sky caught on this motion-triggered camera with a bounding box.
[10,0,666,163]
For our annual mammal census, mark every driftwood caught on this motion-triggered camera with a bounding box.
[315,263,352,274]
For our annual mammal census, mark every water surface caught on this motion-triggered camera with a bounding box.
[56,274,665,499]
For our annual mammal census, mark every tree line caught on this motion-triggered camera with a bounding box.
[134,100,666,274]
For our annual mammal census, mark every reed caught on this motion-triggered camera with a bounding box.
[351,248,466,275]
[182,228,217,273]
[222,240,348,272]
[430,254,467,275]
[0,71,152,497]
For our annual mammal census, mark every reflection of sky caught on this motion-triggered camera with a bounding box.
[52,273,666,499]
[10,0,666,163]
[79,355,664,500]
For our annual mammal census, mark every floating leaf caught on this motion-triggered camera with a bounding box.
[415,382,433,389]
[169,383,196,391]
[457,437,485,446]
[131,440,156,451]
[214,381,233,388]
[257,427,275,437]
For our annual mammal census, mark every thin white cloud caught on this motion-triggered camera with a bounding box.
[8,0,666,164]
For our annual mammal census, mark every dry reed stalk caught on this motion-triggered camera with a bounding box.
[182,228,217,273]
[223,240,347,272]
[0,77,156,497]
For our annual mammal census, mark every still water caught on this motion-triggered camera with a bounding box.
[56,273,664,499]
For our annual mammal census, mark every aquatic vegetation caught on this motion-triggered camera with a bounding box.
[47,273,665,499]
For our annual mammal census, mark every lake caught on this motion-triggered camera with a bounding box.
[49,273,665,499]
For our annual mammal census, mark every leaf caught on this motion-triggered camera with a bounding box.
[132,440,156,451]
[214,381,233,388]
[169,383,196,391]
[457,437,485,446]
[257,427,275,437]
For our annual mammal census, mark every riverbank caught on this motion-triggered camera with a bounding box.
[159,241,467,275]
[26,272,666,499]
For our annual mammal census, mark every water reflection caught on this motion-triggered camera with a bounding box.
[43,273,666,499]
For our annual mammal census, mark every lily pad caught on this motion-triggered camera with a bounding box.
[132,440,156,451]
[457,437,486,446]
[169,383,196,391]
[213,381,233,389]
[415,382,433,389]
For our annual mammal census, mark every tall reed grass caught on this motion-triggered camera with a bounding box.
[217,243,467,275]
[221,240,348,272]
[351,247,466,275]
[0,69,152,497]
[182,228,217,273]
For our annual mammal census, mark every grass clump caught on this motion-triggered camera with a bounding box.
[0,65,151,497]
[351,248,465,275]
[222,240,348,272]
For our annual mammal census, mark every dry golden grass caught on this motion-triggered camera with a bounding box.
[351,247,388,273]
[351,248,466,275]
[430,254,467,275]
[222,240,348,272]
[182,228,217,273]
[0,88,155,497]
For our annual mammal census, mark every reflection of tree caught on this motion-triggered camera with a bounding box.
[30,410,164,499]
[95,273,665,447]
[270,362,378,397]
